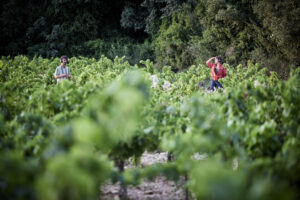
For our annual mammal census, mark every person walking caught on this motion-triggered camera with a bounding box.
[54,55,71,84]
[206,56,226,91]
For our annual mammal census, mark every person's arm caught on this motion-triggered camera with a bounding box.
[206,57,215,68]
[54,72,66,79]
[55,74,66,79]
[54,67,66,79]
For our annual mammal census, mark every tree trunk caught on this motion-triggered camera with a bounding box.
[116,160,127,200]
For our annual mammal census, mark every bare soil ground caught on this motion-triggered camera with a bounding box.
[100,151,187,200]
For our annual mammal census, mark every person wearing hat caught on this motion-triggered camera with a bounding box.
[54,55,71,84]
[206,56,226,91]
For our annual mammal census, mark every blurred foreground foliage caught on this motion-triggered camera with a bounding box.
[0,56,299,199]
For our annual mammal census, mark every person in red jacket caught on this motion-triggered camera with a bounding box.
[206,56,226,91]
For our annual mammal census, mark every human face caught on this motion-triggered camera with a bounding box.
[61,58,67,66]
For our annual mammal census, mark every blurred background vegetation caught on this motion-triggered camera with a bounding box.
[1,0,299,78]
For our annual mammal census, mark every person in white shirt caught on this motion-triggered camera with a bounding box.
[54,55,71,84]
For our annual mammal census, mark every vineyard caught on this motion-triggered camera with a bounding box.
[0,56,299,200]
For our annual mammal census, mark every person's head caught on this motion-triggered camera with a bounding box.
[215,56,222,64]
[60,55,68,66]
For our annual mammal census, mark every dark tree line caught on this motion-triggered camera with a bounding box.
[1,0,299,78]
[1,0,131,57]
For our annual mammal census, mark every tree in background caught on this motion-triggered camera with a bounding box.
[151,0,299,77]
[250,0,300,78]
[0,0,48,56]
[1,0,126,57]
[0,0,299,78]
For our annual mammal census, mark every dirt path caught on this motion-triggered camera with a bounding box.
[100,151,186,200]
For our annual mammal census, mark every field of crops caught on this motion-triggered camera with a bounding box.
[0,56,299,200]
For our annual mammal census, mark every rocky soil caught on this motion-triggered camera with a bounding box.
[101,151,187,200]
